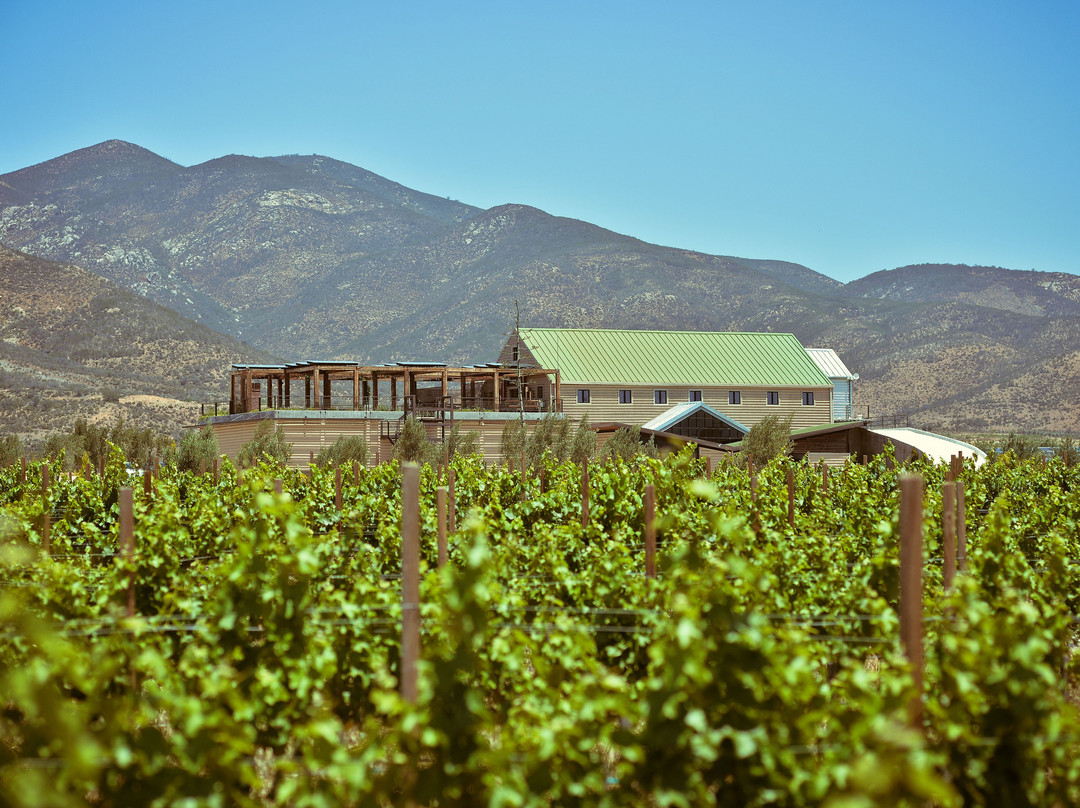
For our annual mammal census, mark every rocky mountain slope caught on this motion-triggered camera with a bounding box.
[0,245,275,446]
[3,140,1079,436]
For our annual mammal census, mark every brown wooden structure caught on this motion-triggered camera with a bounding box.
[228,361,563,416]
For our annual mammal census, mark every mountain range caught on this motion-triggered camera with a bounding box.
[2,139,1079,440]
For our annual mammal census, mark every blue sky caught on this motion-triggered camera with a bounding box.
[3,0,1078,282]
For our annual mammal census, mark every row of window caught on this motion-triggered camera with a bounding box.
[576,389,816,405]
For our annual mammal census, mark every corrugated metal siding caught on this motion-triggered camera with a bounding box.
[562,384,832,429]
[832,379,852,420]
[519,328,831,387]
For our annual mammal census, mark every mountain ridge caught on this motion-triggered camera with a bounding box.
[2,140,1079,435]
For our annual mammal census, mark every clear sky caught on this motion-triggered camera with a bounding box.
[3,0,1078,282]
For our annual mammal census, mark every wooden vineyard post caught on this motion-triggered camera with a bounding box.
[400,462,420,703]
[213,456,219,485]
[274,478,283,496]
[956,480,968,573]
[521,451,527,504]
[448,468,457,534]
[822,464,828,496]
[41,464,51,554]
[899,474,924,726]
[143,469,152,501]
[335,465,343,511]
[21,457,27,485]
[581,463,590,529]
[644,483,656,579]
[119,486,136,618]
[787,467,795,529]
[942,482,957,589]
[437,486,448,567]
[353,460,360,487]
[705,456,712,478]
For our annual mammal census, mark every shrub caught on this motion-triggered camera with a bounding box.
[1057,437,1079,467]
[101,388,121,404]
[1000,432,1040,462]
[314,435,370,468]
[601,425,660,462]
[175,425,220,473]
[392,416,439,466]
[737,413,793,468]
[0,435,24,468]
[238,420,292,469]
[501,414,597,469]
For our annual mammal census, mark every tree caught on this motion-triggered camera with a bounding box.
[314,435,370,469]
[501,413,597,469]
[393,416,439,466]
[174,425,220,473]
[737,413,794,468]
[237,420,293,468]
[601,425,659,462]
[1000,432,1040,462]
[1057,437,1079,467]
[0,434,23,468]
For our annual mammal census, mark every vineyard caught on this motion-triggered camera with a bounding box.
[2,447,1080,806]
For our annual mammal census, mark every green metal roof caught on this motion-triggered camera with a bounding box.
[518,328,832,387]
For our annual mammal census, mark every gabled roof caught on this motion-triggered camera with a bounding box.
[641,401,749,434]
[517,328,831,387]
[805,348,857,380]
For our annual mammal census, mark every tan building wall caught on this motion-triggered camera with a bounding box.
[561,384,832,430]
[208,412,553,469]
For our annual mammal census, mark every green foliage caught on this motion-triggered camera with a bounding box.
[502,413,597,469]
[601,424,659,461]
[237,419,292,468]
[1000,431,1041,462]
[3,449,1080,804]
[314,434,370,468]
[392,415,440,466]
[1057,436,1079,467]
[0,435,21,468]
[737,413,793,468]
[100,387,121,404]
[391,418,480,468]
[173,425,220,473]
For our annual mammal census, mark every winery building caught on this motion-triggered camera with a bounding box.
[499,328,834,443]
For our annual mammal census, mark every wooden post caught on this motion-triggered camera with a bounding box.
[787,467,795,529]
[213,455,219,485]
[21,457,27,485]
[822,464,828,495]
[521,451,527,503]
[335,465,343,511]
[644,483,656,579]
[120,486,135,618]
[143,469,152,500]
[400,463,420,703]
[942,482,957,590]
[956,480,967,573]
[448,468,456,533]
[899,474,924,726]
[437,486,448,567]
[705,455,712,478]
[581,463,590,529]
[41,464,51,554]
[353,460,360,486]
[274,478,283,496]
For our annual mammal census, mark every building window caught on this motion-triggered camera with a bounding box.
[729,390,741,405]
[654,390,668,405]
[619,389,632,404]
[577,389,590,404]
[511,345,519,362]
[767,391,780,406]
[802,392,815,406]
[689,390,702,402]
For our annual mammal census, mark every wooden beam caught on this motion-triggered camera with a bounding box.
[353,368,360,410]
[322,371,331,410]
[493,370,500,412]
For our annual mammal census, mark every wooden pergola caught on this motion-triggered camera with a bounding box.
[229,361,563,415]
